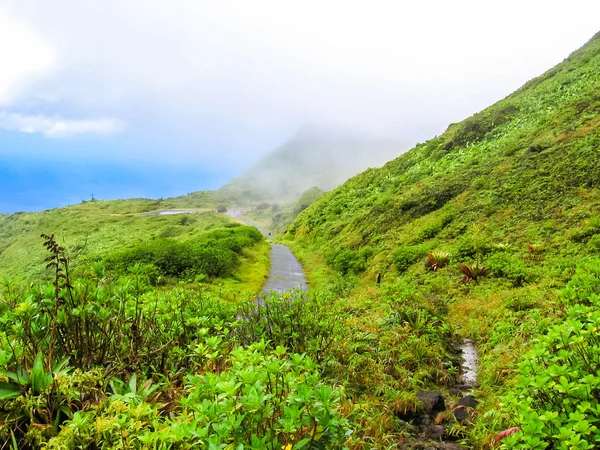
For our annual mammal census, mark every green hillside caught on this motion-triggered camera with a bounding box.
[0,199,269,293]
[3,32,600,450]
[284,32,600,447]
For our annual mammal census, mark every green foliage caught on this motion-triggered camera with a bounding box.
[293,187,325,218]
[236,291,342,364]
[501,260,600,449]
[282,30,600,449]
[455,233,494,259]
[443,104,520,151]
[326,246,374,275]
[393,245,426,273]
[0,208,229,281]
[0,238,348,448]
[458,262,488,283]
[105,225,262,280]
[424,251,450,271]
[486,252,530,287]
[414,213,454,242]
[180,341,351,449]
[286,32,600,293]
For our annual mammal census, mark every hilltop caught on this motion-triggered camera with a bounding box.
[288,31,600,281]
[217,126,412,203]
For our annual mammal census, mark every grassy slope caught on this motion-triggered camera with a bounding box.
[0,199,268,292]
[285,33,600,445]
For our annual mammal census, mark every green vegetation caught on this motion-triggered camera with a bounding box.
[0,200,267,287]
[105,225,263,280]
[0,237,349,448]
[282,32,600,447]
[501,261,600,449]
[293,187,324,218]
[3,31,600,450]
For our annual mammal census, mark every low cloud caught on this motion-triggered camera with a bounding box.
[2,1,600,158]
[0,112,124,138]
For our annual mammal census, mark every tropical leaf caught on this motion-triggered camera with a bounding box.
[425,251,450,271]
[458,262,487,283]
[0,382,21,400]
[29,352,53,394]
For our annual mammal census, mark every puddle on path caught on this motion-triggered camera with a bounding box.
[460,339,478,386]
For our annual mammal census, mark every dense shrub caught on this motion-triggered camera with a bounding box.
[455,234,494,259]
[501,260,600,449]
[236,291,342,365]
[325,246,374,275]
[0,236,351,449]
[486,253,530,287]
[393,245,426,273]
[106,226,262,280]
[415,213,454,242]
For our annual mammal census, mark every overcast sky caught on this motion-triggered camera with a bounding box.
[1,0,600,169]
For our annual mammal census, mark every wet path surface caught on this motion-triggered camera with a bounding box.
[459,339,479,387]
[226,210,308,293]
[262,244,308,293]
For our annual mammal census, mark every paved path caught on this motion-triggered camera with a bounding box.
[130,208,308,294]
[226,210,308,294]
[262,244,308,293]
[136,209,211,216]
[226,210,270,237]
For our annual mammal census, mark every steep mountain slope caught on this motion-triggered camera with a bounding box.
[218,126,412,202]
[285,32,600,447]
[289,32,600,277]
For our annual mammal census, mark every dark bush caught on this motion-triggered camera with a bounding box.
[105,226,263,280]
[325,245,374,275]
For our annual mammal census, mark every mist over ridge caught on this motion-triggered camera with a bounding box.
[219,124,413,202]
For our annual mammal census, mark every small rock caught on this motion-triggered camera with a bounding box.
[453,406,469,422]
[416,391,446,415]
[423,425,445,441]
[458,395,478,409]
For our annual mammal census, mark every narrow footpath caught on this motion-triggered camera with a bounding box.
[226,210,308,293]
[136,209,308,294]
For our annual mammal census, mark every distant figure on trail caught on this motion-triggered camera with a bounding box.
[376,273,381,285]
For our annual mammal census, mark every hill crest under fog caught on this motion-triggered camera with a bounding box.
[218,126,412,202]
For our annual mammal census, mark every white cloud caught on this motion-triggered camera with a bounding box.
[1,0,600,153]
[0,7,54,104]
[0,112,124,138]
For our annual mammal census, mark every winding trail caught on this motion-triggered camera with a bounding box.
[226,210,308,294]
[135,209,308,294]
